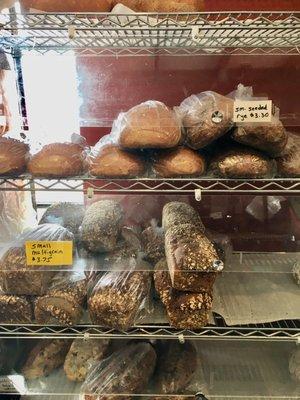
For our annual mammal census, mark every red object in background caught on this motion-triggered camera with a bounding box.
[205,0,300,11]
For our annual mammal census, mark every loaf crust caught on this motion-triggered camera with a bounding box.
[276,133,300,177]
[154,260,211,329]
[179,92,234,149]
[34,279,87,326]
[153,147,206,177]
[22,340,70,380]
[89,144,145,177]
[81,200,124,253]
[88,271,151,330]
[28,143,86,178]
[0,295,33,323]
[155,341,197,393]
[113,0,203,12]
[21,0,112,11]
[210,147,274,179]
[118,101,182,149]
[162,201,205,233]
[0,137,29,175]
[64,339,110,382]
[141,225,165,264]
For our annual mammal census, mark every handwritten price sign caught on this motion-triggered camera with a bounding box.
[233,100,273,123]
[25,241,73,266]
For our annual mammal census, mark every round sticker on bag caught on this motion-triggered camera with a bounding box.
[211,111,223,124]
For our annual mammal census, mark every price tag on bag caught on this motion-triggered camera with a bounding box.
[0,375,26,393]
[25,241,73,266]
[233,100,273,123]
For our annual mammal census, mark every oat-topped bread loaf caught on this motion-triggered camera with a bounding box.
[276,132,300,177]
[210,146,274,179]
[0,224,74,296]
[81,200,124,253]
[153,147,206,178]
[28,143,86,178]
[39,202,85,236]
[116,101,182,149]
[0,294,33,323]
[232,117,287,156]
[154,259,212,329]
[154,341,197,394]
[22,339,70,380]
[0,137,29,176]
[141,223,165,264]
[64,339,110,382]
[88,270,151,330]
[34,276,87,326]
[82,342,157,396]
[162,201,205,233]
[178,91,234,149]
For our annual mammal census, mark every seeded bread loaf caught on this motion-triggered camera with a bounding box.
[162,202,205,233]
[155,341,197,393]
[141,224,165,264]
[64,339,110,382]
[276,133,300,177]
[0,294,33,323]
[81,200,124,253]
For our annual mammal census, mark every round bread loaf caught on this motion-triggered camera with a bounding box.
[141,224,165,264]
[28,143,86,178]
[210,146,274,179]
[117,101,182,149]
[0,137,29,175]
[89,144,145,177]
[20,0,112,11]
[153,147,206,177]
[81,200,124,253]
[276,133,300,177]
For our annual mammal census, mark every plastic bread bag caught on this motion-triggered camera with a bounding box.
[141,219,165,265]
[275,132,300,177]
[209,145,276,179]
[81,342,157,397]
[230,83,288,156]
[111,100,182,149]
[88,134,146,178]
[0,292,34,324]
[34,271,87,326]
[175,91,234,150]
[19,0,112,12]
[0,136,30,176]
[27,133,89,178]
[0,224,74,296]
[88,263,152,330]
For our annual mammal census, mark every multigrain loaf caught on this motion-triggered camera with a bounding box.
[162,201,205,233]
[276,132,300,177]
[0,294,33,323]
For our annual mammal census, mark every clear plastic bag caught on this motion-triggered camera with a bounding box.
[19,0,112,12]
[0,293,34,324]
[88,266,152,330]
[0,136,30,176]
[88,134,146,178]
[162,201,206,233]
[81,342,157,396]
[141,219,165,265]
[0,224,74,296]
[275,132,300,177]
[34,272,87,326]
[176,91,234,149]
[112,100,182,149]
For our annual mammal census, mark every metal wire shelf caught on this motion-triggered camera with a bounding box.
[0,176,300,194]
[0,317,298,341]
[0,12,300,56]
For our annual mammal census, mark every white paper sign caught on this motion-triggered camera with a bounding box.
[0,374,26,393]
[233,100,273,123]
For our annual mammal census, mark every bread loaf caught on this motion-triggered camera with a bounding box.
[210,146,274,179]
[0,294,33,323]
[162,201,205,233]
[141,224,165,264]
[0,137,29,175]
[89,144,145,178]
[39,202,85,236]
[64,339,110,382]
[154,260,211,329]
[153,147,206,177]
[178,91,234,149]
[155,341,197,393]
[232,118,287,156]
[20,0,112,11]
[276,133,300,177]
[28,143,86,178]
[81,200,124,253]
[22,340,70,380]
[88,270,151,330]
[82,342,157,396]
[0,224,74,296]
[34,278,87,326]
[112,0,204,12]
[117,101,182,149]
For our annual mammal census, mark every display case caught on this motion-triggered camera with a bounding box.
[0,3,299,399]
